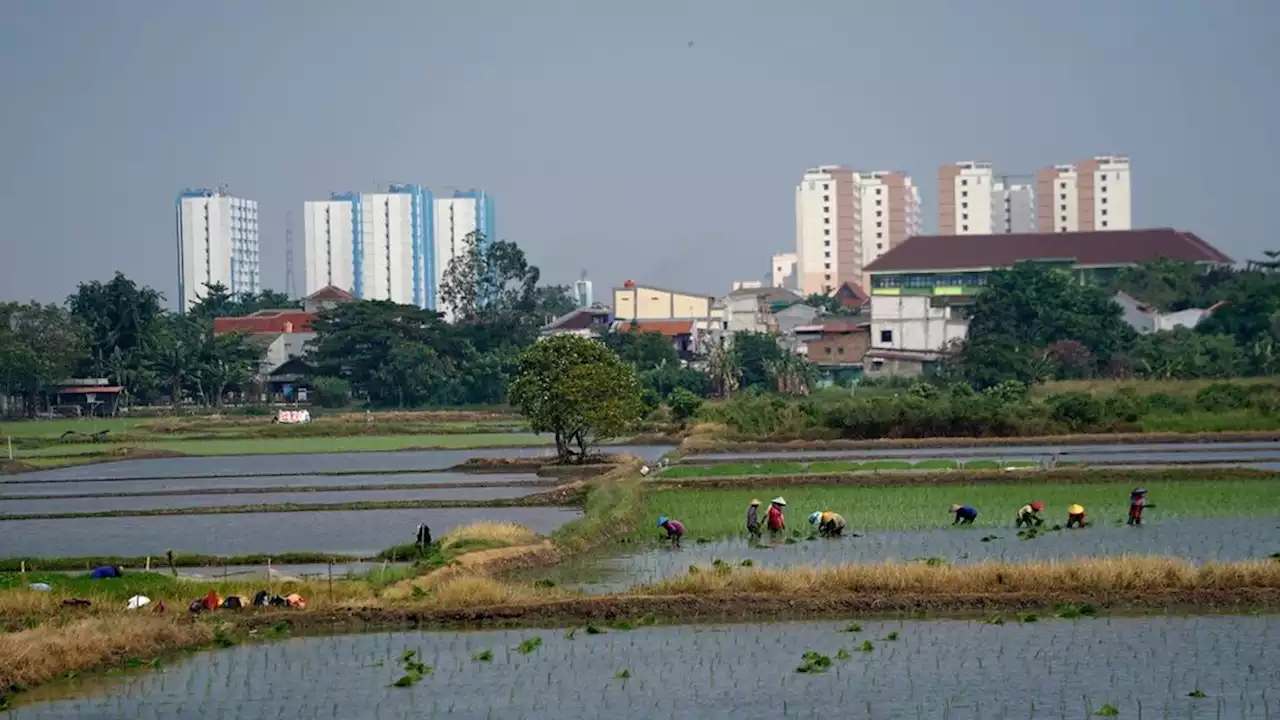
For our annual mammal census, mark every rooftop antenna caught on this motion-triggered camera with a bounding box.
[285,210,297,298]
[580,269,588,282]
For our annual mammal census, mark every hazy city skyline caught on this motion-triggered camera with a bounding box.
[2,1,1278,306]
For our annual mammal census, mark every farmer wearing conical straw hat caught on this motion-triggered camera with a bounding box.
[950,504,978,525]
[1015,501,1045,528]
[809,510,846,537]
[746,499,762,539]
[1066,504,1087,529]
[766,497,787,535]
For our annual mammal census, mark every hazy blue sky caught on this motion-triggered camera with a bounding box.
[2,0,1278,307]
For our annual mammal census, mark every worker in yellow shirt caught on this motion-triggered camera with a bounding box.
[808,511,847,537]
[1066,504,1087,529]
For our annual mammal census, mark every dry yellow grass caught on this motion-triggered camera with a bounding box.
[1036,377,1276,397]
[0,615,211,692]
[440,522,539,550]
[640,557,1280,596]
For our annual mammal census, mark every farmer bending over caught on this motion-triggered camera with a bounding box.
[809,511,846,537]
[657,516,685,547]
[1066,504,1087,529]
[950,504,978,525]
[766,497,787,535]
[1015,502,1045,528]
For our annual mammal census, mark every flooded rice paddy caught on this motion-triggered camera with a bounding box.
[0,485,537,516]
[0,471,547,496]
[13,444,673,481]
[0,507,581,558]
[552,518,1280,593]
[9,616,1279,719]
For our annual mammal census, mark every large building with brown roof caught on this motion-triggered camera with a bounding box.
[861,227,1232,374]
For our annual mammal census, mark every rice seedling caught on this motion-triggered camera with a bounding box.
[614,669,630,679]
[1188,689,1207,698]
[1093,704,1120,716]
[739,559,754,567]
[472,649,493,662]
[585,624,605,635]
[884,632,899,641]
[857,640,874,652]
[515,637,542,655]
[1021,613,1040,623]
[642,478,1280,539]
[611,620,634,630]
[843,623,863,633]
[390,649,431,688]
[562,628,576,640]
[836,648,851,660]
[795,651,832,673]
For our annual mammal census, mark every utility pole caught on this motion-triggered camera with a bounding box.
[285,210,297,298]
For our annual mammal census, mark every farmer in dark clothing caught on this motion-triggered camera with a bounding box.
[658,516,685,548]
[90,565,122,579]
[416,523,432,550]
[746,499,762,539]
[1127,488,1148,526]
[951,504,978,525]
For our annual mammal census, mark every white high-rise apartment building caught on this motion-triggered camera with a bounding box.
[176,188,259,313]
[771,252,797,289]
[937,162,995,235]
[794,166,919,297]
[1037,155,1131,232]
[991,182,1036,234]
[304,186,495,312]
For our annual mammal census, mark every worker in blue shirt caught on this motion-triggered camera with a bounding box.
[950,504,978,525]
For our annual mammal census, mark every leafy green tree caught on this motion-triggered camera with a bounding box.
[187,283,298,321]
[731,332,784,389]
[532,285,578,321]
[68,273,165,384]
[1130,329,1246,379]
[152,317,203,406]
[0,302,85,416]
[308,301,464,406]
[601,327,679,372]
[310,376,350,409]
[666,387,703,426]
[508,335,644,462]
[197,329,262,406]
[440,232,540,323]
[958,263,1133,387]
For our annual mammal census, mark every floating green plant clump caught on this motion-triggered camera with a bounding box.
[515,637,543,655]
[795,651,832,674]
[391,650,432,688]
[472,649,493,662]
[1093,704,1120,717]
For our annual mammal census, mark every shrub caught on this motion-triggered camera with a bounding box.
[666,388,703,426]
[1046,391,1104,431]
[310,376,350,409]
[1195,382,1252,412]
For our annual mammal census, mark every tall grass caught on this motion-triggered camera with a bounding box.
[441,522,540,551]
[643,479,1280,538]
[0,615,212,694]
[639,557,1280,596]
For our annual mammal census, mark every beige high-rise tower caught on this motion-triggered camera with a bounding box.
[937,161,995,235]
[795,166,919,296]
[1037,155,1132,233]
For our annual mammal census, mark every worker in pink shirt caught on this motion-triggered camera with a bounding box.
[657,516,685,547]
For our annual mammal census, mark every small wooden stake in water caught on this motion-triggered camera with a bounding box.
[145,556,151,572]
[267,558,273,603]
[6,435,12,461]
[327,561,334,602]
[20,561,25,583]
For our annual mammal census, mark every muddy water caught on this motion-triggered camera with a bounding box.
[9,616,1279,719]
[0,471,547,497]
[0,485,537,516]
[13,444,674,481]
[555,518,1280,593]
[0,507,581,557]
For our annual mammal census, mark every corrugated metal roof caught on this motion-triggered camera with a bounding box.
[864,228,1232,273]
[214,311,316,334]
[618,320,695,337]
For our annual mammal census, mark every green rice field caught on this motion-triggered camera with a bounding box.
[643,478,1280,537]
[658,459,1041,478]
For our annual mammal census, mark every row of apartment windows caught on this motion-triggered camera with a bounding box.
[872,273,989,289]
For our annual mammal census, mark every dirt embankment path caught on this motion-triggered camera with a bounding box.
[240,588,1280,635]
